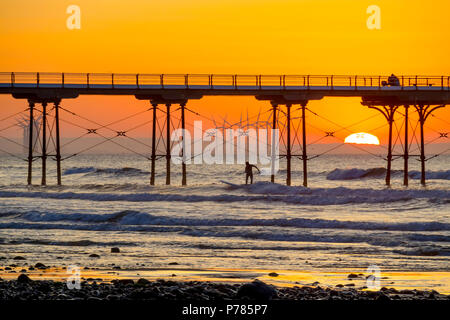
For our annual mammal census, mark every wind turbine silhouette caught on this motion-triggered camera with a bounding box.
[16,115,42,154]
[211,109,275,163]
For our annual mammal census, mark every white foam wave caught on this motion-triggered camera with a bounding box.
[0,221,448,253]
[16,210,450,232]
[0,183,448,205]
[409,170,450,180]
[63,167,96,175]
[327,168,386,180]
[327,168,450,181]
[63,166,148,176]
[393,247,450,257]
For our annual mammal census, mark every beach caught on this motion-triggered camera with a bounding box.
[0,154,449,301]
[1,263,449,300]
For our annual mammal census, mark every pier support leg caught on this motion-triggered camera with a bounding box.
[301,103,308,187]
[368,105,398,186]
[417,104,426,186]
[165,103,171,185]
[27,100,34,185]
[403,105,409,186]
[385,106,395,186]
[413,103,444,186]
[41,102,47,186]
[54,100,62,185]
[181,103,187,186]
[271,103,277,183]
[150,103,157,186]
[286,104,291,186]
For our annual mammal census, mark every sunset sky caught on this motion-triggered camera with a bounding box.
[0,0,449,145]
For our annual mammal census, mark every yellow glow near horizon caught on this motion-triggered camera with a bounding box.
[344,133,380,145]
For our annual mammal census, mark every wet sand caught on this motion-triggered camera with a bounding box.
[1,264,449,300]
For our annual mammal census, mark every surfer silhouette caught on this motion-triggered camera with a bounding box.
[245,161,260,185]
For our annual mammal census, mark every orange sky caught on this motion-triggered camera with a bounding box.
[0,0,449,144]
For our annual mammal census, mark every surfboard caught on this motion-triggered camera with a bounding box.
[219,180,243,188]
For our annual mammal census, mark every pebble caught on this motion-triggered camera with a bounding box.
[111,247,120,253]
[236,280,278,300]
[17,274,31,283]
[89,254,100,258]
[376,292,391,301]
[0,274,446,301]
[136,278,151,285]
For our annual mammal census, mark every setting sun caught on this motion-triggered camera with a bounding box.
[344,132,380,145]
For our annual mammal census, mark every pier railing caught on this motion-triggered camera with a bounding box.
[0,72,449,90]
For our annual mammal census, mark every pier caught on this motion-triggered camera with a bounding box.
[0,72,449,187]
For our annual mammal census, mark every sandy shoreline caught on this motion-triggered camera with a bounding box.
[1,263,449,300]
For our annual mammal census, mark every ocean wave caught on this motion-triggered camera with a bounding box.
[3,238,136,247]
[327,168,387,180]
[63,167,96,175]
[63,166,148,176]
[226,182,307,195]
[62,165,450,181]
[17,210,450,232]
[189,243,382,254]
[409,170,450,180]
[0,221,448,253]
[0,183,448,205]
[393,247,450,257]
[327,168,450,181]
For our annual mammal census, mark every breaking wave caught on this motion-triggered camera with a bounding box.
[393,247,450,257]
[15,210,450,232]
[0,183,448,205]
[1,209,449,255]
[327,168,450,180]
[409,170,450,180]
[0,220,448,254]
[1,237,136,247]
[63,167,148,176]
[63,167,96,175]
[62,165,450,181]
[327,167,387,180]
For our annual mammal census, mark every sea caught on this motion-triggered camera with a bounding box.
[0,154,449,282]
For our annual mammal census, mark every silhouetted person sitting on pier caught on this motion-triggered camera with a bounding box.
[245,161,260,185]
[382,74,401,87]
